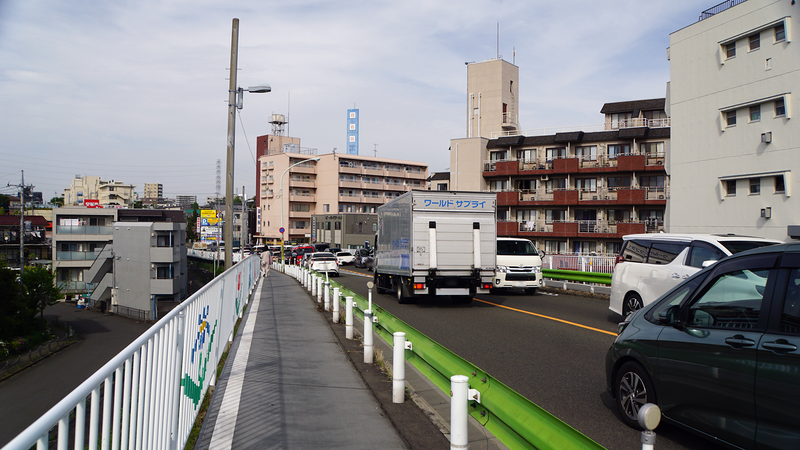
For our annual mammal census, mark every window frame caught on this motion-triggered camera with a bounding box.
[726,110,737,127]
[725,42,736,59]
[749,33,760,51]
[750,178,761,195]
[775,23,786,43]
[726,179,737,197]
[749,105,761,122]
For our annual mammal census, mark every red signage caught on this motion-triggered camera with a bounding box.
[84,199,102,208]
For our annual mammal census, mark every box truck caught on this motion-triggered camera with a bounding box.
[373,190,496,304]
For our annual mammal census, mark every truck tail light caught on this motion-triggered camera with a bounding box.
[482,283,493,290]
[413,283,425,290]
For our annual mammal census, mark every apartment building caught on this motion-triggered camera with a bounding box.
[63,175,136,208]
[256,147,427,244]
[52,206,118,294]
[668,0,798,241]
[450,58,669,255]
[0,215,51,268]
[311,213,378,249]
[175,195,197,210]
[143,183,163,207]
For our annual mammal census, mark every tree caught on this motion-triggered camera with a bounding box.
[186,202,200,242]
[20,266,62,327]
[0,194,10,211]
[50,197,64,207]
[0,267,26,340]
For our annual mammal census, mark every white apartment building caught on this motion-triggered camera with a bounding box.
[668,0,798,241]
[63,175,136,208]
[256,148,427,244]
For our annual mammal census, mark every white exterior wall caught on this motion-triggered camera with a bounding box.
[668,0,798,241]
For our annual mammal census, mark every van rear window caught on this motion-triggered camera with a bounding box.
[621,240,649,263]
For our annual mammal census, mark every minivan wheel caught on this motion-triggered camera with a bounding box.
[614,361,656,429]
[623,293,643,317]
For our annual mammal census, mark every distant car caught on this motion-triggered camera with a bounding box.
[293,245,316,265]
[335,251,356,265]
[307,252,339,277]
[328,247,343,255]
[606,242,800,450]
[610,233,781,317]
[354,248,374,270]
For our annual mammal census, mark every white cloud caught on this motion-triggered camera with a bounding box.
[0,0,702,201]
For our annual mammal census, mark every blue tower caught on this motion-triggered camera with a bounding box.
[347,109,359,155]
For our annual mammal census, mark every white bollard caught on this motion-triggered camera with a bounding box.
[345,296,354,339]
[310,274,315,294]
[393,332,406,403]
[324,282,330,311]
[332,287,340,322]
[638,403,661,450]
[364,310,373,364]
[450,375,470,450]
[316,277,323,303]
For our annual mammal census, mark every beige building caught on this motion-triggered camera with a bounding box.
[143,183,163,207]
[668,0,798,241]
[63,175,136,208]
[256,148,427,244]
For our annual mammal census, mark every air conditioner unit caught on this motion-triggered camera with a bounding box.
[540,175,549,181]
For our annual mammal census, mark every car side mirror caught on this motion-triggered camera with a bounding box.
[658,305,682,327]
[538,250,546,258]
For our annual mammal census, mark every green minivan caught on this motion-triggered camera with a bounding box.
[606,243,799,450]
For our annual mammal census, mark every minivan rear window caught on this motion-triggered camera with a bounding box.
[648,242,689,265]
[621,240,649,263]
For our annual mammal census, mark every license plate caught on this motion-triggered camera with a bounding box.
[513,281,527,287]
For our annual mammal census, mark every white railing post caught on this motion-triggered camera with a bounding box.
[393,332,406,403]
[345,296,354,339]
[332,287,340,323]
[308,273,314,293]
[364,310,373,364]
[169,310,185,450]
[450,375,469,450]
[323,282,330,311]
[316,277,323,303]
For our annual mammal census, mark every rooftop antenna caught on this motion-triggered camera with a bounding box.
[497,21,499,60]
[373,143,378,157]
[513,47,516,65]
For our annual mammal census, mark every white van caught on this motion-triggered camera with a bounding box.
[609,233,781,316]
[493,237,544,294]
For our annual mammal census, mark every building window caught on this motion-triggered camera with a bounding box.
[489,180,508,191]
[607,176,631,190]
[609,113,632,129]
[335,221,341,230]
[545,210,566,223]
[323,204,330,213]
[639,142,664,157]
[775,175,786,193]
[608,144,630,159]
[576,178,597,192]
[775,98,786,117]
[725,42,736,59]
[749,33,760,51]
[546,147,566,161]
[726,110,737,127]
[575,146,597,161]
[726,180,737,196]
[775,24,785,42]
[750,178,761,195]
[749,105,761,122]
[545,240,567,255]
[437,183,447,191]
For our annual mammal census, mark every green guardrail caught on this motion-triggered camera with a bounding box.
[542,269,612,286]
[306,270,606,450]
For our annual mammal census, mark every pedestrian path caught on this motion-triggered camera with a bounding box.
[194,270,406,449]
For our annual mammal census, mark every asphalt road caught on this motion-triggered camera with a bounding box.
[337,266,726,450]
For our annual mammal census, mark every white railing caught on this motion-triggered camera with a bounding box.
[4,256,261,450]
[492,118,670,138]
[543,254,616,274]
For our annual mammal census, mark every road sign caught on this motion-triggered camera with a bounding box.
[279,227,285,234]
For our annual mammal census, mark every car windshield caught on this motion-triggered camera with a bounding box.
[313,253,336,261]
[497,240,538,255]
[337,252,352,256]
[720,241,779,254]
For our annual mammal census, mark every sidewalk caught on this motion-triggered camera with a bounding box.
[194,270,410,449]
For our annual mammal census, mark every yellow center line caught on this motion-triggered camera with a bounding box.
[473,298,618,336]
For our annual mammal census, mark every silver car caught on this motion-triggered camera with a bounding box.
[308,252,339,277]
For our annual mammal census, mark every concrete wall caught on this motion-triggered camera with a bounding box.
[668,0,799,241]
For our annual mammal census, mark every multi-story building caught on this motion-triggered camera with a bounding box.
[175,195,197,210]
[311,213,378,249]
[52,206,118,294]
[427,172,451,191]
[143,183,163,208]
[256,146,427,244]
[0,215,51,268]
[668,0,798,241]
[86,213,186,320]
[63,175,136,208]
[450,58,669,255]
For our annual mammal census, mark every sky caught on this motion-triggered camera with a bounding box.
[0,0,705,204]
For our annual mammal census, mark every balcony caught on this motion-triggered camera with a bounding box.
[339,180,361,189]
[289,193,315,202]
[604,118,671,130]
[56,225,113,235]
[404,168,427,179]
[338,194,363,204]
[290,165,316,174]
[289,179,316,188]
[339,162,361,174]
[502,112,518,129]
[363,166,384,176]
[384,183,405,192]
[289,210,312,219]
[56,250,103,261]
[151,246,180,263]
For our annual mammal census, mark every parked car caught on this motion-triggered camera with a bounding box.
[307,252,339,277]
[610,233,781,316]
[606,242,800,450]
[328,247,343,255]
[293,245,316,265]
[335,251,356,265]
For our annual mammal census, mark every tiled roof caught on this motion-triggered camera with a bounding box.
[0,215,49,227]
[427,172,450,181]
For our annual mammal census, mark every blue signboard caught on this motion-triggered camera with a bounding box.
[347,109,359,155]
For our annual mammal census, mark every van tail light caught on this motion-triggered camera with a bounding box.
[615,255,625,265]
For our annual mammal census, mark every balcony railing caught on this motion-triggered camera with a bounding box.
[492,117,670,138]
[482,153,666,173]
[699,0,747,21]
[56,225,113,235]
[56,250,103,261]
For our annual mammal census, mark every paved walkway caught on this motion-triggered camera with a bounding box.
[194,270,407,449]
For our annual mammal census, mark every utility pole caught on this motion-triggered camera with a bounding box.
[224,18,239,270]
[8,170,33,275]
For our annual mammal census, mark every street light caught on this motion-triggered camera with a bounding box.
[224,18,271,270]
[280,157,321,266]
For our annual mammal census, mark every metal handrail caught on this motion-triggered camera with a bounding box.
[3,256,261,450]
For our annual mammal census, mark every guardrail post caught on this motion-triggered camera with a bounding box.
[308,274,314,294]
[169,310,186,450]
[450,375,469,450]
[364,310,373,364]
[324,281,330,311]
[345,296,354,339]
[393,332,406,403]
[316,277,323,303]
[332,287,340,322]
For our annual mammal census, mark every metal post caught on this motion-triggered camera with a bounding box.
[364,310,373,364]
[224,18,239,270]
[345,296,354,339]
[638,403,661,450]
[311,274,317,296]
[332,287,340,322]
[393,332,406,403]
[324,281,330,311]
[316,277,323,303]
[450,375,470,450]
[308,273,313,293]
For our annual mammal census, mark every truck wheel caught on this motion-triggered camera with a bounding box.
[396,280,410,304]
